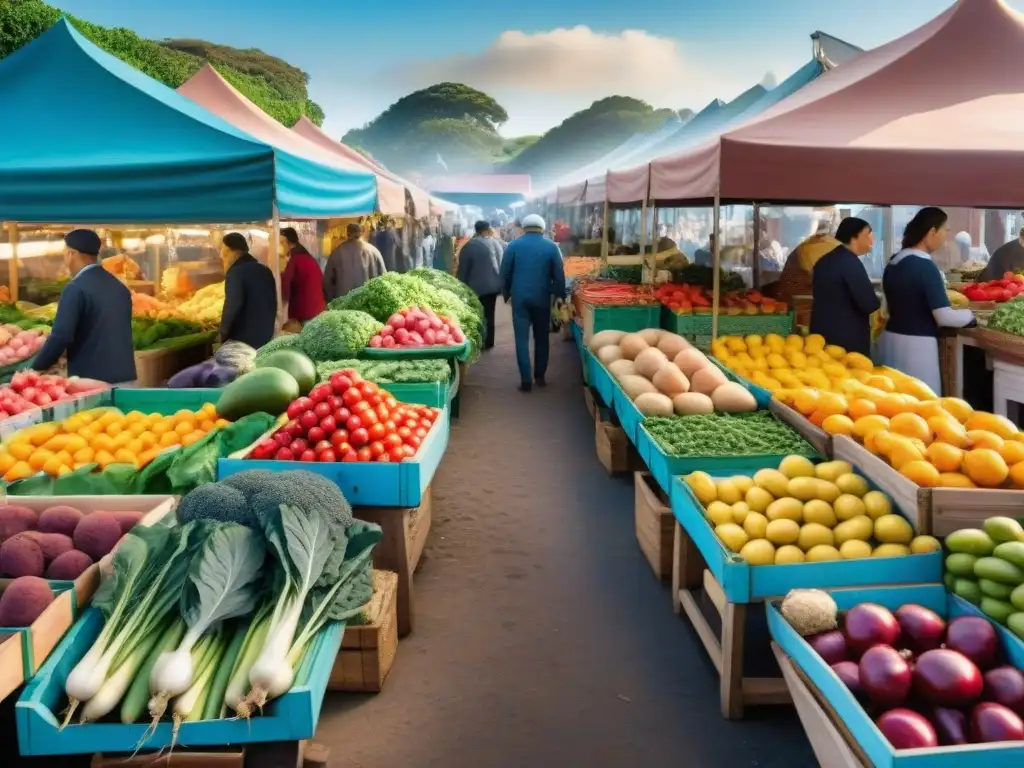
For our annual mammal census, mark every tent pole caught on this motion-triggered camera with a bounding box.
[7,223,19,303]
[270,206,282,329]
[752,203,762,290]
[652,204,660,280]
[600,197,610,274]
[639,197,649,284]
[711,193,721,341]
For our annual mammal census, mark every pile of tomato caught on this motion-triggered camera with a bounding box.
[248,369,440,463]
[963,273,1024,303]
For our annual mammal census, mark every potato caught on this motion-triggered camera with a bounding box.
[597,345,624,365]
[634,347,669,379]
[657,333,692,360]
[618,333,650,360]
[608,359,636,379]
[690,366,728,396]
[674,348,711,378]
[711,382,758,413]
[637,328,663,346]
[673,392,714,415]
[588,330,627,353]
[635,392,674,416]
[652,363,690,397]
[619,375,658,400]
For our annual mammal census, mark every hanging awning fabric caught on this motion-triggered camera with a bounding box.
[291,116,431,217]
[556,181,587,204]
[0,19,276,223]
[178,65,378,218]
[584,175,607,205]
[649,0,1024,208]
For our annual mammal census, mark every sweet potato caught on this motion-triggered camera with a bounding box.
[0,505,37,542]
[73,512,123,560]
[0,576,54,627]
[0,535,44,577]
[37,505,83,537]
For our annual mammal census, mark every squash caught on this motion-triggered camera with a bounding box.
[588,330,627,353]
[673,392,714,415]
[690,366,728,396]
[657,333,692,360]
[674,348,711,378]
[635,392,674,417]
[711,382,757,413]
[638,328,663,346]
[608,359,637,379]
[633,347,668,379]
[597,345,624,365]
[652,364,690,397]
[619,334,650,360]
[619,375,658,400]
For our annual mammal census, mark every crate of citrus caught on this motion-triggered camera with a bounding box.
[0,405,229,483]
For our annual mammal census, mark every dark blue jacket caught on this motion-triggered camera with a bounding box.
[457,236,503,297]
[809,245,880,356]
[374,228,398,272]
[33,264,137,383]
[500,233,566,305]
[220,253,278,349]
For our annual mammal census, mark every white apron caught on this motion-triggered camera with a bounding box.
[878,331,941,395]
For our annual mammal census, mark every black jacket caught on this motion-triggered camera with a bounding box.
[219,253,277,349]
[809,245,881,356]
[33,265,137,383]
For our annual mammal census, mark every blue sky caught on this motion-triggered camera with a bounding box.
[50,0,1008,137]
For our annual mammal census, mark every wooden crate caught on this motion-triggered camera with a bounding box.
[634,471,673,579]
[583,386,598,420]
[134,342,213,387]
[671,521,790,719]
[91,748,245,767]
[329,570,399,692]
[768,399,831,458]
[595,413,642,475]
[355,485,433,637]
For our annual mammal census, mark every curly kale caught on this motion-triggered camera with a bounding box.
[299,310,383,361]
[253,333,303,365]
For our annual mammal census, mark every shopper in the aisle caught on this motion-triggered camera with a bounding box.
[500,214,566,391]
[219,232,278,349]
[323,222,387,301]
[279,227,325,328]
[374,217,399,272]
[457,220,504,349]
[32,229,136,384]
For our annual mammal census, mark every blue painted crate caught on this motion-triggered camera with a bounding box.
[708,356,773,408]
[585,349,617,408]
[609,378,646,444]
[767,585,1024,768]
[0,389,110,440]
[16,609,343,756]
[384,374,456,409]
[107,388,221,415]
[669,474,942,603]
[217,405,450,507]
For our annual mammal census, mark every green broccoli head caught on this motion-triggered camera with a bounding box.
[176,482,256,528]
[220,469,354,530]
[299,310,383,361]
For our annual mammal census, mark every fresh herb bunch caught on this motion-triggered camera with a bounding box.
[643,411,816,458]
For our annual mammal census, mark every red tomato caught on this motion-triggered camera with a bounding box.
[293,396,313,413]
[300,411,319,430]
[419,418,433,430]
[369,441,386,458]
[414,427,428,439]
[314,440,332,454]
[318,449,337,462]
[346,415,362,432]
[319,416,336,434]
[258,438,277,453]
[404,418,419,430]
[314,402,332,419]
[327,396,344,410]
[336,442,353,455]
[343,387,363,407]
[285,419,305,437]
[376,453,392,463]
[351,427,370,447]
[359,381,378,397]
[289,439,309,455]
[357,447,373,462]
[385,433,403,449]
[341,450,359,463]
[349,370,363,383]
[402,445,416,458]
[299,449,317,462]
[286,401,305,420]
[361,409,379,427]
[354,400,371,413]
[388,446,406,462]
[330,372,354,393]
[333,407,351,424]
[384,396,398,410]
[330,430,350,448]
[274,431,292,447]
[368,422,387,441]
[307,426,326,444]
[251,445,269,460]
[406,435,422,449]
[309,383,332,403]
[384,420,397,433]
[397,426,412,440]
[275,447,294,461]
[368,394,383,408]
[375,404,390,422]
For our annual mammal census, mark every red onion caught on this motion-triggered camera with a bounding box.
[809,630,847,665]
[945,616,999,671]
[876,709,938,749]
[831,661,862,696]
[970,702,1024,743]
[931,706,968,746]
[844,603,901,658]
[894,604,945,654]
[913,649,984,707]
[859,645,912,706]
[983,666,1024,714]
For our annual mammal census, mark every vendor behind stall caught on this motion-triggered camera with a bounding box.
[279,227,325,328]
[809,217,880,356]
[32,229,136,384]
[979,227,1024,282]
[219,232,277,349]
[879,207,974,393]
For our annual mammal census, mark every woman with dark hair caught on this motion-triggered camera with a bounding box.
[809,217,880,356]
[879,207,974,392]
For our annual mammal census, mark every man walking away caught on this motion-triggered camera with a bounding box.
[219,232,278,349]
[457,220,503,350]
[500,214,566,391]
[323,223,387,301]
[374,218,399,272]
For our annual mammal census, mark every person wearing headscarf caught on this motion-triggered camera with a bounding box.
[457,221,504,349]
[809,217,880,357]
[500,214,566,391]
[279,227,324,328]
[323,223,387,301]
[33,229,136,383]
[219,232,278,349]
[879,207,974,393]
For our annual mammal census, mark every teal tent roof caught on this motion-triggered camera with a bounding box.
[0,20,377,223]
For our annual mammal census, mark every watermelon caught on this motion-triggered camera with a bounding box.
[254,349,316,395]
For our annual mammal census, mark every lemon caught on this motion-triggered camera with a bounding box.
[805,544,842,562]
[715,523,749,553]
[753,468,790,497]
[815,460,853,482]
[835,473,870,497]
[873,543,911,558]
[814,480,841,504]
[775,545,806,565]
[686,471,717,505]
[766,519,800,546]
[875,514,913,545]
[739,539,776,566]
[706,501,735,526]
[716,478,743,505]
[839,540,873,560]
[745,486,774,514]
[862,490,892,519]
[834,515,873,546]
[797,523,835,552]
[730,502,751,525]
[730,476,754,495]
[910,535,942,554]
[743,512,769,539]
[766,497,803,523]
[802,500,838,528]
[779,455,816,479]
[787,477,820,502]
[834,494,867,522]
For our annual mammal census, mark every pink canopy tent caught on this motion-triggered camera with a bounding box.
[648,0,1024,208]
[177,65,406,216]
[291,115,431,217]
[556,180,587,204]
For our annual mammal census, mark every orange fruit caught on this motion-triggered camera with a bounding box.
[822,414,855,436]
[853,414,890,442]
[963,448,1009,488]
[174,421,192,437]
[848,399,877,421]
[940,397,974,423]
[140,433,158,449]
[105,422,122,438]
[8,441,33,461]
[124,410,146,424]
[199,419,215,432]
[965,411,1018,440]
[128,422,148,438]
[127,439,145,455]
[966,430,1004,451]
[890,440,925,470]
[900,460,941,488]
[112,433,131,450]
[95,450,116,468]
[138,448,160,467]
[876,394,908,418]
[866,375,896,392]
[793,390,821,416]
[816,392,848,416]
[928,416,969,448]
[915,400,948,420]
[1009,460,1024,489]
[4,461,34,482]
[0,453,15,475]
[925,442,964,473]
[937,472,976,488]
[151,420,172,436]
[890,413,932,444]
[807,409,828,427]
[42,454,66,476]
[28,449,53,472]
[871,430,900,457]
[92,433,114,452]
[1000,440,1024,466]
[214,419,230,428]
[73,446,95,463]
[180,430,205,447]
[174,409,194,423]
[159,431,180,448]
[114,448,136,465]
[64,435,88,453]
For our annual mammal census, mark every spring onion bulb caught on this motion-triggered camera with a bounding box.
[80,624,167,724]
[170,636,224,748]
[121,620,185,724]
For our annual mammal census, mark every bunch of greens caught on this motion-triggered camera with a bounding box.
[987,297,1024,336]
[316,358,451,384]
[643,411,817,458]
[407,268,485,327]
[131,317,204,350]
[299,310,383,361]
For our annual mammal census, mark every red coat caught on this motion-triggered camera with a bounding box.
[281,247,326,321]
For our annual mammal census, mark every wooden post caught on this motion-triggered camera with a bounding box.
[600,196,610,274]
[752,203,762,290]
[639,197,649,283]
[651,204,660,281]
[7,222,19,303]
[711,193,722,340]
[269,206,282,329]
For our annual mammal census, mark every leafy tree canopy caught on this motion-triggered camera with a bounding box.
[0,0,324,126]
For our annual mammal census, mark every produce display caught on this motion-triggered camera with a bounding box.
[0,405,229,481]
[130,316,204,351]
[175,282,225,328]
[300,310,383,361]
[166,341,257,389]
[655,283,788,315]
[0,371,107,416]
[683,457,938,565]
[645,411,815,458]
[57,470,380,741]
[947,290,970,309]
[944,517,1024,637]
[0,325,48,368]
[987,296,1024,336]
[0,502,143,579]
[0,576,55,627]
[590,328,758,415]
[130,292,187,321]
[780,589,1024,748]
[368,306,465,349]
[574,280,658,306]
[962,273,1024,304]
[247,369,440,463]
[315,358,451,384]
[101,254,143,282]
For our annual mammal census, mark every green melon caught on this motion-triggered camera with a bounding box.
[216,367,300,421]
[255,349,316,395]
